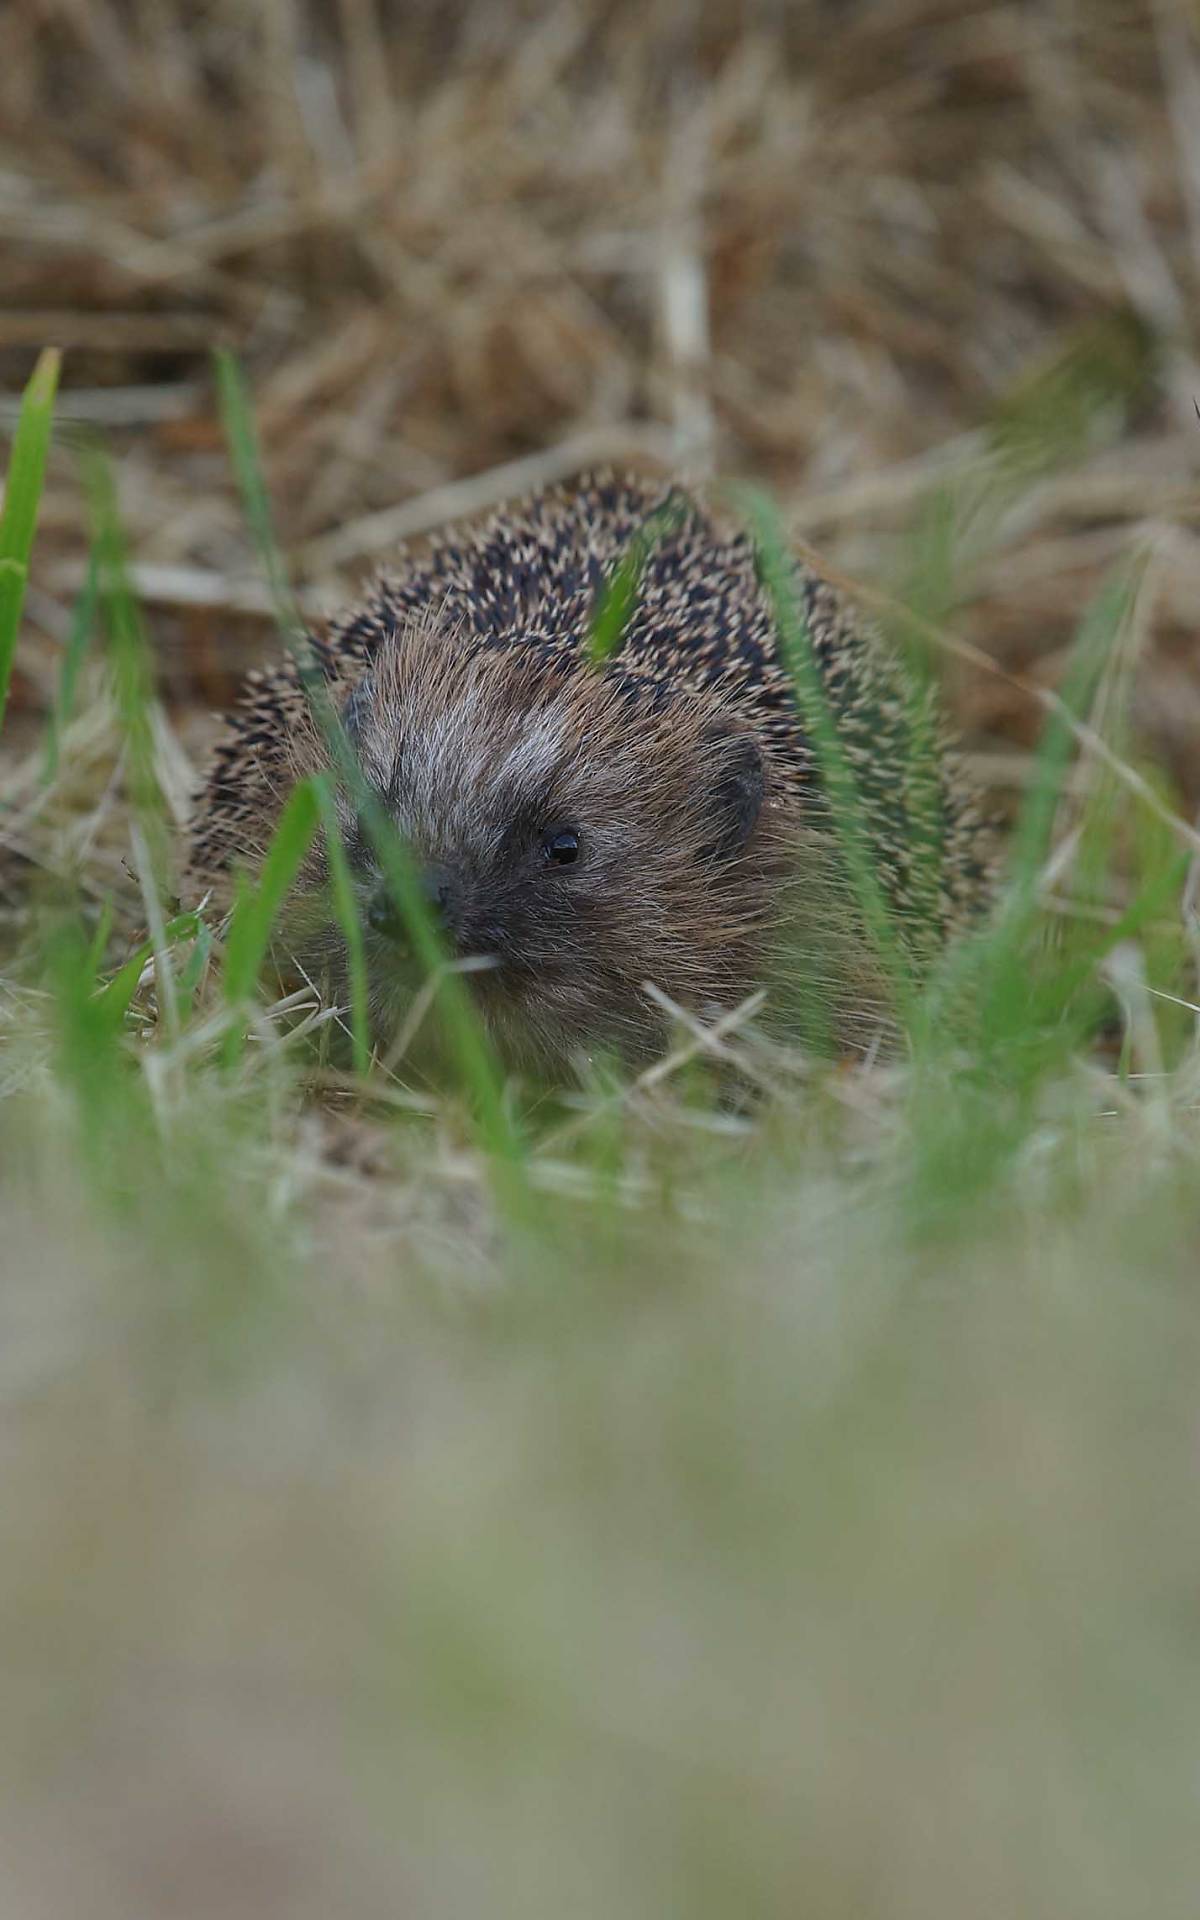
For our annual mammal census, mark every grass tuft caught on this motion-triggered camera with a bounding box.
[0,348,60,736]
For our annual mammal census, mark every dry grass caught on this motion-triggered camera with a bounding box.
[3,1,1198,754]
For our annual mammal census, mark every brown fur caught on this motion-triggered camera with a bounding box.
[188,471,990,1068]
[275,620,848,1064]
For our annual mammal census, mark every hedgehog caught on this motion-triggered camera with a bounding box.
[189,470,992,1069]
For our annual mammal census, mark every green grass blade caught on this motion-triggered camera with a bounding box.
[900,557,1149,1229]
[179,919,213,1003]
[734,483,914,1026]
[41,549,98,784]
[83,447,170,881]
[1004,566,1139,916]
[222,777,322,1069]
[588,501,686,666]
[0,347,61,735]
[94,910,204,1029]
[989,310,1153,492]
[1057,848,1191,1009]
[349,784,529,1188]
[85,900,115,979]
[212,348,306,646]
[47,918,155,1207]
[214,350,527,1190]
[917,560,1140,1052]
[314,773,371,1077]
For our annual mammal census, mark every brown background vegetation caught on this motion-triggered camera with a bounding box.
[3,0,1198,814]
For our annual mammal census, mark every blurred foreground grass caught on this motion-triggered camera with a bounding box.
[4,1118,1200,1918]
[3,332,1200,1920]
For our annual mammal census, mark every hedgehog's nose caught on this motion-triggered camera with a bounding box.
[366,864,456,943]
[366,887,403,941]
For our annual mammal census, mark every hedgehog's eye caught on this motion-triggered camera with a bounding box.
[541,827,580,867]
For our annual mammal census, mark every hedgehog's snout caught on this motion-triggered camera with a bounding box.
[366,861,462,948]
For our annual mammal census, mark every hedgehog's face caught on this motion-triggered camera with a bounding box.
[293,626,786,1068]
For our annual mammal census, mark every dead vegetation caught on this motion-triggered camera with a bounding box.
[2,0,1198,777]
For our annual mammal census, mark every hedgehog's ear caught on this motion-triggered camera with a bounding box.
[703,723,764,858]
